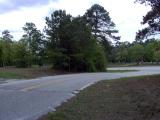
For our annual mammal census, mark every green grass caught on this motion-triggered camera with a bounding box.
[107,69,139,73]
[108,63,137,67]
[38,75,160,120]
[0,71,25,79]
[108,63,160,67]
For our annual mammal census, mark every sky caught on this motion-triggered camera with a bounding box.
[0,0,150,42]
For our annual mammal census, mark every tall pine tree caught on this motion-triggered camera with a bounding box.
[84,4,120,58]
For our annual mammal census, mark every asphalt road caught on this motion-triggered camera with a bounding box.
[0,66,160,120]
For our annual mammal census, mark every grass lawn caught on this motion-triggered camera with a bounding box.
[38,75,160,120]
[0,66,69,79]
[108,63,160,67]
[0,71,25,79]
[107,69,139,73]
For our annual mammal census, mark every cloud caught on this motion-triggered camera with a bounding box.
[47,0,99,16]
[97,0,150,41]
[0,4,52,39]
[0,0,57,14]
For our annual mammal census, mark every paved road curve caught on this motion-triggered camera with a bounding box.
[0,66,160,120]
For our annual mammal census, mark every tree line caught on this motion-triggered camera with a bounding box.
[0,4,119,72]
[111,39,160,64]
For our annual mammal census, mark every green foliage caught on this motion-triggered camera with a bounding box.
[45,10,71,69]
[13,40,30,68]
[129,44,145,63]
[144,42,156,62]
[112,39,160,64]
[94,45,107,71]
[0,5,114,71]
[84,4,118,39]
[0,40,3,67]
[0,36,14,66]
[115,42,130,63]
[84,4,120,59]
[45,11,107,72]
[154,50,160,62]
[21,22,46,67]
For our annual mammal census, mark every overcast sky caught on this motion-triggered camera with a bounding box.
[0,0,150,42]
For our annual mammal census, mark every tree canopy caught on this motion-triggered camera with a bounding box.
[84,4,119,40]
[84,4,120,58]
[45,10,107,72]
[136,0,160,40]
